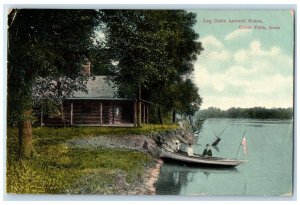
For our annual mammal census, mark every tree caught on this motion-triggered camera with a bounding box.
[100,10,172,126]
[100,10,203,126]
[8,9,101,158]
[32,74,89,125]
[197,107,293,119]
[154,78,202,123]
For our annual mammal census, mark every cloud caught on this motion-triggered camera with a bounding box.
[194,36,293,109]
[225,29,252,41]
[198,35,232,73]
[234,40,293,76]
[201,35,223,49]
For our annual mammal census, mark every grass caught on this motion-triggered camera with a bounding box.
[6,124,177,194]
[33,123,178,138]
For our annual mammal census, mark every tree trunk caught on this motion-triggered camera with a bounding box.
[57,79,65,125]
[133,99,137,127]
[137,86,142,127]
[18,109,33,158]
[61,103,65,121]
[188,115,193,125]
[172,109,176,123]
[40,103,43,127]
[158,106,163,125]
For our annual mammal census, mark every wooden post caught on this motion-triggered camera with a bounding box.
[143,103,146,124]
[172,109,176,123]
[146,105,149,124]
[133,100,137,127]
[112,104,115,124]
[40,103,43,127]
[70,102,73,126]
[100,102,103,126]
[137,86,142,127]
[158,106,163,125]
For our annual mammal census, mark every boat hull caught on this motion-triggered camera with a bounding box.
[160,149,246,168]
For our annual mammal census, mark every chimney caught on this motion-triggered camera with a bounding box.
[82,61,91,76]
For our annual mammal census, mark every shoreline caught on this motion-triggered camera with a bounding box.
[65,127,194,195]
[7,126,195,195]
[142,159,163,195]
[66,134,161,195]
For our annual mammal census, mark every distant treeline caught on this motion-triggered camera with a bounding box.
[197,107,293,119]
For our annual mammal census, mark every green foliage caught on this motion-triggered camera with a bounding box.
[100,10,203,117]
[197,107,293,119]
[32,99,61,119]
[193,115,205,132]
[32,76,89,118]
[32,124,178,140]
[7,129,76,194]
[6,126,168,194]
[7,160,46,194]
[70,149,153,183]
[159,79,203,115]
[8,9,101,122]
[7,9,103,158]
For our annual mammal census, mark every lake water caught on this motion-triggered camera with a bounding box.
[155,118,294,196]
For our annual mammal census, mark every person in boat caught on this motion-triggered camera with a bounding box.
[186,144,194,156]
[203,144,212,156]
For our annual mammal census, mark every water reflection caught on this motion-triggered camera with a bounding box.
[155,163,238,195]
[156,119,293,196]
[155,164,191,194]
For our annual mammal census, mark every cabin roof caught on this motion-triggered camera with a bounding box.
[67,76,126,100]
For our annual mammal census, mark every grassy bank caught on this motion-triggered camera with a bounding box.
[7,124,177,194]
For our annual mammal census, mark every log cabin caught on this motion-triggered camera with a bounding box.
[36,76,151,127]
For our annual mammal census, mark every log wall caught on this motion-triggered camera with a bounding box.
[64,100,135,125]
[34,99,149,127]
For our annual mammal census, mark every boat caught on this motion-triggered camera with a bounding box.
[160,162,239,174]
[159,148,246,168]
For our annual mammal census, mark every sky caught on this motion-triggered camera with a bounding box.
[190,10,294,110]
